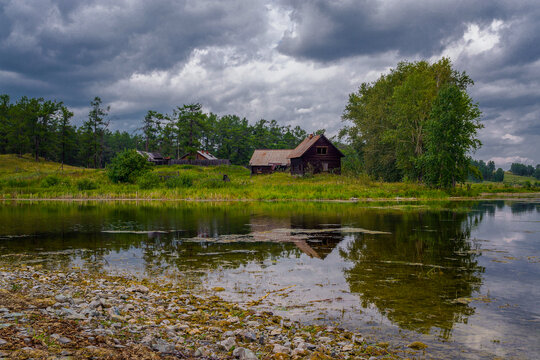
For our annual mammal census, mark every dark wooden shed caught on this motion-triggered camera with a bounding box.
[288,134,344,175]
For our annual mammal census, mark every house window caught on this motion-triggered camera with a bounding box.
[316,146,328,155]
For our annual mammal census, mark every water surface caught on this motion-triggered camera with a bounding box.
[0,201,538,359]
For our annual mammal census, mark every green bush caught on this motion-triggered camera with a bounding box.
[165,174,194,188]
[107,150,151,183]
[137,172,161,189]
[41,175,61,188]
[76,178,98,191]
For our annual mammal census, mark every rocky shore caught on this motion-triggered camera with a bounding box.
[0,265,413,359]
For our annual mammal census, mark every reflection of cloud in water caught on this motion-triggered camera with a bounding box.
[502,232,525,243]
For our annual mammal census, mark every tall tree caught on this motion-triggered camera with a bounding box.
[83,97,110,168]
[58,106,74,170]
[142,110,162,152]
[342,58,476,182]
[173,103,207,158]
[0,95,11,154]
[421,84,482,188]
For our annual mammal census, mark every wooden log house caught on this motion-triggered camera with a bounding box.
[288,134,344,175]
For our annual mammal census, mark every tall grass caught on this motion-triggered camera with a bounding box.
[0,154,538,200]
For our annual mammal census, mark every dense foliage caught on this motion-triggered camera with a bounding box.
[106,150,151,183]
[341,58,483,187]
[140,103,312,165]
[469,159,504,182]
[510,162,536,177]
[0,95,314,168]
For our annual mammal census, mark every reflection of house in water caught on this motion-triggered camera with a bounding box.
[249,216,343,259]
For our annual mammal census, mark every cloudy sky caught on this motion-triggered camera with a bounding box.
[1,0,539,168]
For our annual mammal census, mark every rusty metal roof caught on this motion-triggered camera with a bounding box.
[249,149,293,166]
[287,134,321,159]
[197,150,217,160]
[287,134,345,159]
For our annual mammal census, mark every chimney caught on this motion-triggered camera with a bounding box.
[309,134,313,139]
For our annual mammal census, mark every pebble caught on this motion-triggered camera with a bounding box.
[233,347,258,360]
[51,333,72,344]
[126,285,149,293]
[238,329,257,342]
[0,265,400,360]
[218,336,236,351]
[273,343,291,354]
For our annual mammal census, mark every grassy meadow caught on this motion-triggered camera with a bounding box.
[0,154,538,201]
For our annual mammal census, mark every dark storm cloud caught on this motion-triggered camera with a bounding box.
[1,0,539,167]
[276,0,511,61]
[0,0,267,105]
[274,0,540,166]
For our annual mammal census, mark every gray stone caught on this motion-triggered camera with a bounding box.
[233,347,258,360]
[51,334,72,344]
[238,330,257,342]
[3,312,24,319]
[152,341,175,354]
[126,285,149,294]
[0,338,7,346]
[194,346,212,357]
[55,294,70,303]
[218,336,236,351]
[273,344,290,354]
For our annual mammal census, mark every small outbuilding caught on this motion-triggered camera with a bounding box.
[180,150,218,160]
[249,149,292,175]
[136,151,170,165]
[288,134,344,175]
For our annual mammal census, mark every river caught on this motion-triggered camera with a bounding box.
[0,200,538,359]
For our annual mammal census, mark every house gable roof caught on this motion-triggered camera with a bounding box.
[197,150,217,160]
[249,149,293,166]
[180,150,218,160]
[287,134,344,159]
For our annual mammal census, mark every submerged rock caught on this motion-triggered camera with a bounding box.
[407,341,428,350]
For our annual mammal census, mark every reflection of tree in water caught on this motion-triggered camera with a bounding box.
[340,210,485,339]
[509,201,540,214]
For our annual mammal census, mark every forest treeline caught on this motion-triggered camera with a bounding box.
[510,162,540,179]
[468,159,504,182]
[0,96,314,168]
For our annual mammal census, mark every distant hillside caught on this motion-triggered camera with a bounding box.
[0,154,84,176]
[504,171,538,185]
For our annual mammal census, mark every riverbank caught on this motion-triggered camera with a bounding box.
[1,154,538,201]
[0,265,416,359]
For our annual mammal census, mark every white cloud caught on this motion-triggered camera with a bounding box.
[489,156,533,168]
[501,133,523,144]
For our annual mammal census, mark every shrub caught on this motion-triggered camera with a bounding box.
[165,174,194,188]
[137,172,161,189]
[41,175,61,188]
[76,178,98,191]
[107,150,151,183]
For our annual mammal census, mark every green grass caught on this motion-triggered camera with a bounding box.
[503,171,538,185]
[0,154,538,200]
